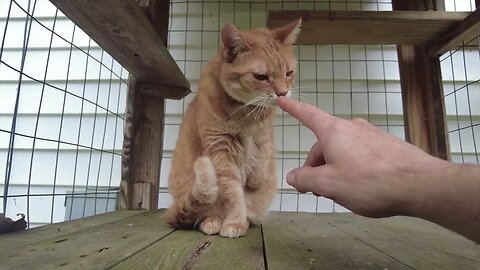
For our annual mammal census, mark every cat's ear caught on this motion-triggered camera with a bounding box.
[221,24,243,63]
[273,18,302,45]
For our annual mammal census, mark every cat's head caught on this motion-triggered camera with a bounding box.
[218,18,301,107]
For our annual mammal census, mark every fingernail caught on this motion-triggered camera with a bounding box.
[286,172,295,186]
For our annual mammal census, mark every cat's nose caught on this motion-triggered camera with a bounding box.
[275,90,288,97]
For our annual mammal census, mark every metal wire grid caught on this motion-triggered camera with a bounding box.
[441,41,480,164]
[441,1,479,164]
[162,0,403,213]
[0,0,127,227]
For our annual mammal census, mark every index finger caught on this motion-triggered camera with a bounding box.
[278,97,334,135]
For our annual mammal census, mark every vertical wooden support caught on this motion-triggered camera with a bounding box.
[119,0,169,210]
[393,0,450,160]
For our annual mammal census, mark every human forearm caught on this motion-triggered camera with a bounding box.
[406,161,480,243]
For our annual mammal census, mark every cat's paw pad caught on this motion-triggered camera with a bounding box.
[199,217,221,235]
[220,223,248,238]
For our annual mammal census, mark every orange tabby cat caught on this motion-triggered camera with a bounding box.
[165,19,301,238]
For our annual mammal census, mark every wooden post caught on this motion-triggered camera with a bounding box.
[119,0,170,210]
[393,0,450,160]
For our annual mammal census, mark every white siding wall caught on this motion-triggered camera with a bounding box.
[0,0,127,226]
[0,0,478,226]
[160,0,480,212]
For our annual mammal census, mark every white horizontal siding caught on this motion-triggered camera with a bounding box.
[1,0,478,226]
[0,0,126,225]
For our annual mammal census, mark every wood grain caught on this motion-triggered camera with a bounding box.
[332,214,480,269]
[112,226,264,270]
[393,0,450,160]
[2,211,479,269]
[0,210,173,269]
[263,212,411,269]
[0,210,145,252]
[427,8,480,56]
[49,0,190,99]
[267,10,469,45]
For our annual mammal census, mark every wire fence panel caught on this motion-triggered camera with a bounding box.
[0,0,128,227]
[162,0,404,213]
[441,1,479,164]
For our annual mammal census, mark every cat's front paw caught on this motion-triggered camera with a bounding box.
[220,223,248,238]
[199,216,222,235]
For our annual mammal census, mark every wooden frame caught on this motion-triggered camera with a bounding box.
[50,0,190,100]
[267,10,469,45]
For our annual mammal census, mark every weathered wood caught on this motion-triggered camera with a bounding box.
[2,211,479,269]
[132,182,155,210]
[0,210,173,269]
[263,212,411,269]
[267,10,469,45]
[112,226,264,269]
[119,0,170,210]
[49,0,190,99]
[427,9,480,56]
[0,210,145,252]
[139,82,191,100]
[393,0,450,160]
[332,214,480,269]
[136,0,169,44]
[118,76,137,210]
[119,78,165,210]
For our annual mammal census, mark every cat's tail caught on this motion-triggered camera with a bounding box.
[165,156,218,229]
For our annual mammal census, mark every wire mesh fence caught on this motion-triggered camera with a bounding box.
[441,0,479,164]
[0,0,478,228]
[162,0,404,213]
[0,0,127,227]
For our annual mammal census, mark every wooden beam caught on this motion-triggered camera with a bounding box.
[267,10,469,45]
[132,183,155,210]
[138,82,190,100]
[427,9,480,56]
[50,0,190,99]
[393,0,450,160]
[119,78,165,210]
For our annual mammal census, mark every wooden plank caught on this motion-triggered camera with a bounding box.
[427,8,480,56]
[118,76,137,210]
[0,210,145,252]
[49,0,190,99]
[332,214,480,269]
[267,10,469,45]
[139,82,191,100]
[136,0,169,44]
[0,210,174,269]
[393,0,450,160]
[263,212,411,269]
[112,225,264,269]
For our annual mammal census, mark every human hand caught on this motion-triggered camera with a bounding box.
[278,97,449,218]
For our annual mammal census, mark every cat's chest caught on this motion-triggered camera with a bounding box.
[235,133,267,174]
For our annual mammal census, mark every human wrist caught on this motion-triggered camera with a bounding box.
[397,156,453,220]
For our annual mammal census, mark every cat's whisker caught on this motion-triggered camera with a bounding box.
[228,95,264,118]
[239,97,266,125]
[254,96,268,122]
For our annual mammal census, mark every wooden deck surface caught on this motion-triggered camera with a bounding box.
[0,210,478,269]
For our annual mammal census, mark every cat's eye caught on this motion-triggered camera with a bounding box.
[286,70,293,77]
[253,73,269,81]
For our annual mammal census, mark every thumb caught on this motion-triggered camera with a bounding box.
[287,166,331,195]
